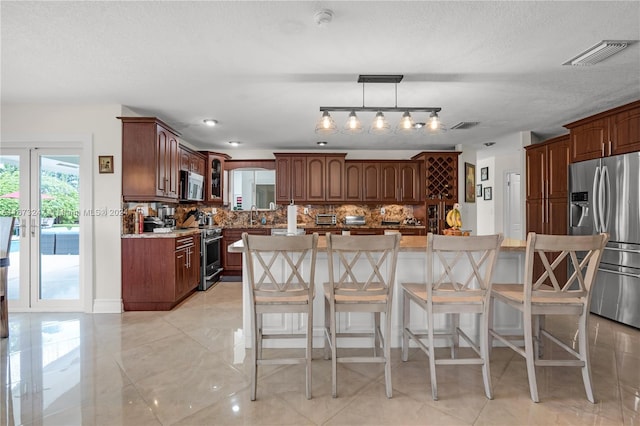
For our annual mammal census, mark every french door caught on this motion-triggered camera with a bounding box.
[1,146,85,311]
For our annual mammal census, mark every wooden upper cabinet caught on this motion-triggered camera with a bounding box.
[568,117,609,163]
[362,162,380,201]
[412,151,459,202]
[611,105,640,156]
[274,154,307,204]
[398,162,421,203]
[525,135,569,201]
[344,162,363,201]
[201,152,230,204]
[378,161,422,203]
[526,144,546,200]
[306,156,325,202]
[119,116,180,202]
[180,146,206,175]
[379,163,398,202]
[325,155,345,202]
[566,100,640,162]
[546,137,570,199]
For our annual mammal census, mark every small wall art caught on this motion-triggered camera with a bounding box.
[98,155,114,174]
[476,184,483,198]
[483,186,492,200]
[480,167,489,181]
[465,162,476,203]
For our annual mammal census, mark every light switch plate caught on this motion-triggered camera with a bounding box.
[380,207,386,215]
[304,207,309,215]
[212,208,217,214]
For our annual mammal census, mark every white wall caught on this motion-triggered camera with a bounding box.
[1,104,123,312]
[476,131,530,238]
[456,144,478,234]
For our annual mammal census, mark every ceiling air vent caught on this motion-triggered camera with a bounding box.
[563,40,634,66]
[450,122,479,130]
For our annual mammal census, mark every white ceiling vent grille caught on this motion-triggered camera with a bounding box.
[563,40,634,66]
[450,122,479,130]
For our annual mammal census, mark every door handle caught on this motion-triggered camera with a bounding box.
[21,218,27,238]
[31,218,38,237]
[601,166,611,231]
[592,167,601,232]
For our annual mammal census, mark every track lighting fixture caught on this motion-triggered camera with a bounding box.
[315,75,441,135]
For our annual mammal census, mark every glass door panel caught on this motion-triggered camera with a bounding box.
[32,152,81,309]
[0,149,82,310]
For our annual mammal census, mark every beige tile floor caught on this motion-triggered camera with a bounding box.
[1,282,639,425]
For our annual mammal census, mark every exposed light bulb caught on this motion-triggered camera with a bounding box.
[429,112,439,130]
[323,116,331,128]
[203,119,218,127]
[347,111,361,129]
[375,112,385,128]
[399,112,413,129]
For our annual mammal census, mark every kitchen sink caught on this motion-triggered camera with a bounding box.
[271,228,305,236]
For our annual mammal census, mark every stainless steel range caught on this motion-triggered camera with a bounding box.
[200,227,223,290]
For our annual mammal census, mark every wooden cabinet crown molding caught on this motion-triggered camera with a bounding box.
[563,100,640,130]
[117,116,181,136]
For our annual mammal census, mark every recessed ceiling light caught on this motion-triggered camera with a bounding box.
[203,119,218,127]
[413,122,425,129]
[228,141,240,147]
[317,141,328,146]
[484,142,496,147]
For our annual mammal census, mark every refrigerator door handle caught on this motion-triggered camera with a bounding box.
[592,166,601,232]
[601,165,611,232]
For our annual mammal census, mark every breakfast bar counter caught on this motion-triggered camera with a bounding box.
[228,235,526,348]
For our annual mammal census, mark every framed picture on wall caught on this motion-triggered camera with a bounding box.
[476,184,483,198]
[484,186,492,200]
[480,167,489,181]
[465,162,476,203]
[98,155,114,174]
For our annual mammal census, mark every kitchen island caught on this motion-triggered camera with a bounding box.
[228,235,526,348]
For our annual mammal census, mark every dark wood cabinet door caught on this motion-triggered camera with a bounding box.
[379,163,398,202]
[344,162,362,201]
[611,106,640,156]
[275,156,291,203]
[546,137,569,199]
[526,199,545,235]
[306,157,325,202]
[362,163,380,201]
[291,156,306,202]
[179,148,191,171]
[325,155,345,202]
[222,228,268,275]
[156,125,170,197]
[167,132,179,198]
[547,198,568,236]
[398,162,421,203]
[570,118,608,163]
[526,145,546,200]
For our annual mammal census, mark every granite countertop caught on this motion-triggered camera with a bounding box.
[121,228,202,238]
[227,236,526,253]
[121,223,426,238]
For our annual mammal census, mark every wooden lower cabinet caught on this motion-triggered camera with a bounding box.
[222,228,269,276]
[122,235,200,311]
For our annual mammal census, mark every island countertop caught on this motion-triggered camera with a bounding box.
[228,235,526,253]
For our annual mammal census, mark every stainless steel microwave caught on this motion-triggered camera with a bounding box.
[180,170,204,201]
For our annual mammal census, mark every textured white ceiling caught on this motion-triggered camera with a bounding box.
[2,1,639,152]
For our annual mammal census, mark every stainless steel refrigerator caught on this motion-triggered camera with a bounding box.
[569,152,640,328]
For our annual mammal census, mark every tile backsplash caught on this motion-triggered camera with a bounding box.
[122,202,421,234]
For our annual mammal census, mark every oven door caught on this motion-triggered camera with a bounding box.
[200,235,223,290]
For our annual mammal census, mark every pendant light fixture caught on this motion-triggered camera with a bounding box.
[315,111,337,135]
[315,75,441,136]
[370,111,391,134]
[396,111,415,134]
[343,110,363,133]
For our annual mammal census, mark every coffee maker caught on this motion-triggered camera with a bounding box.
[158,205,176,228]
